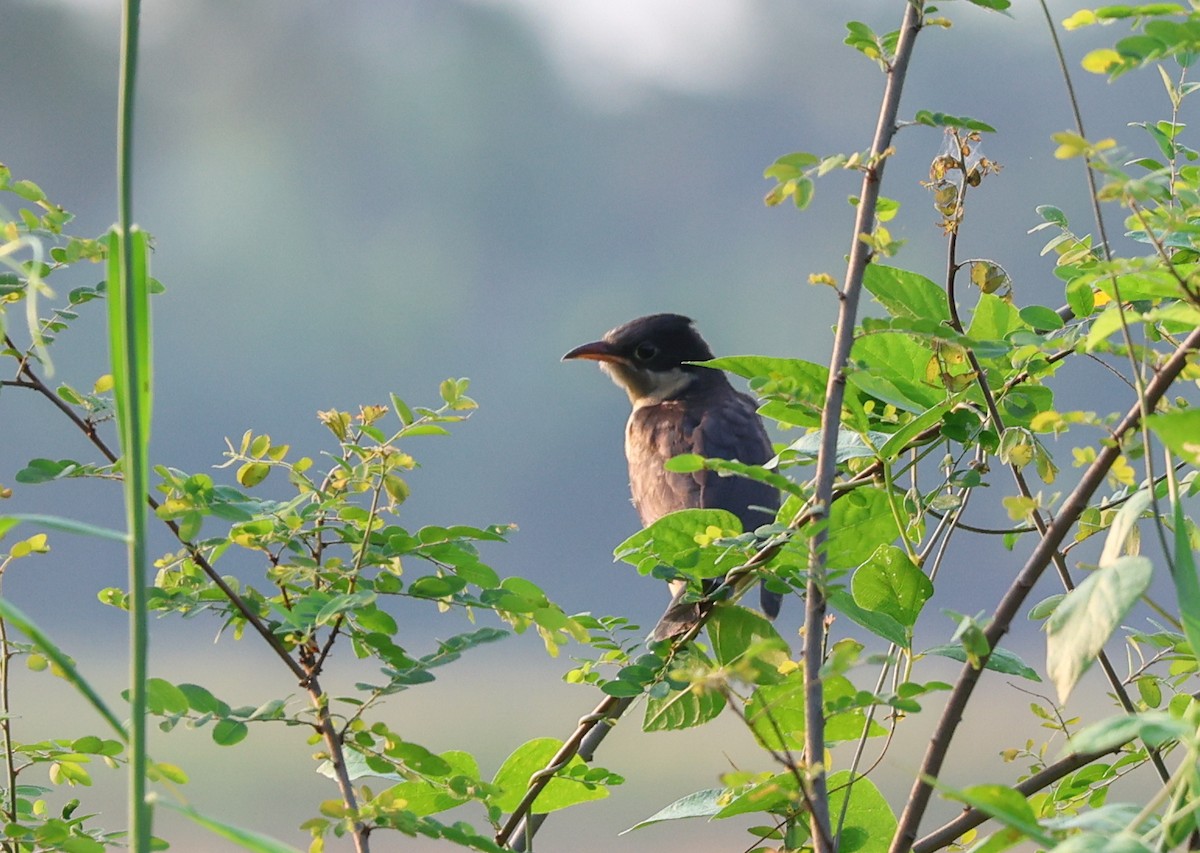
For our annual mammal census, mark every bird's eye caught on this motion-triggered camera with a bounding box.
[633,342,658,362]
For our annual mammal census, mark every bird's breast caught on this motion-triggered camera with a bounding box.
[624,402,700,527]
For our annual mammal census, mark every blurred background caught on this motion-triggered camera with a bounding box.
[0,1,1171,850]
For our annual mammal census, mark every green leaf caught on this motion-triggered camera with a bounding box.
[702,354,827,385]
[599,680,644,698]
[777,430,894,464]
[1046,556,1153,703]
[236,461,270,488]
[1018,304,1065,332]
[155,800,304,853]
[643,652,724,729]
[923,643,1041,681]
[763,151,819,180]
[389,392,415,425]
[643,668,727,732]
[863,265,950,322]
[1147,409,1200,466]
[1028,594,1065,621]
[967,292,1023,343]
[613,508,744,580]
[1066,710,1190,755]
[745,672,886,749]
[707,606,789,669]
[912,110,999,132]
[826,771,898,853]
[212,719,249,746]
[314,590,378,624]
[15,458,72,484]
[702,355,829,428]
[318,748,403,783]
[1169,503,1200,668]
[355,606,398,635]
[1066,278,1096,318]
[1084,305,1132,350]
[715,772,798,819]
[1099,488,1151,567]
[851,545,933,630]
[848,333,943,414]
[1036,204,1068,227]
[491,738,608,813]
[177,683,229,716]
[145,678,189,715]
[828,588,908,646]
[827,487,903,569]
[389,741,452,776]
[878,402,952,461]
[663,454,704,473]
[379,751,480,816]
[942,783,1053,846]
[409,576,466,598]
[0,518,19,542]
[622,788,727,833]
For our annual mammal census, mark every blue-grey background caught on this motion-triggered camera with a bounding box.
[0,2,1166,851]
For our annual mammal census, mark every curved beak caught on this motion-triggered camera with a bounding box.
[562,340,628,364]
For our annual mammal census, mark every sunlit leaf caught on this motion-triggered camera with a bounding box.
[1046,557,1153,703]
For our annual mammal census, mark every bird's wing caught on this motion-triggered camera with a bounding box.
[690,388,779,531]
[691,388,784,621]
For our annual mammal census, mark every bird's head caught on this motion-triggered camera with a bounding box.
[562,313,718,406]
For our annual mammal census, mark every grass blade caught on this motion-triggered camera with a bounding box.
[0,598,126,740]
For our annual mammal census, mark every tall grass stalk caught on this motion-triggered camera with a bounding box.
[112,1,152,850]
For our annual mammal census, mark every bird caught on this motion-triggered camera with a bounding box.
[563,313,781,640]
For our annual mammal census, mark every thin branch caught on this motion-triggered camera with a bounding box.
[911,742,1125,853]
[6,343,308,682]
[806,7,925,850]
[499,694,632,849]
[7,340,371,849]
[888,324,1200,853]
[307,674,369,853]
[1040,0,1177,626]
[1036,0,1112,262]
[945,152,1172,788]
[725,686,836,853]
[0,561,17,852]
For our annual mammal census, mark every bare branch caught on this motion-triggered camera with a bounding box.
[888,325,1200,853]
[806,3,926,850]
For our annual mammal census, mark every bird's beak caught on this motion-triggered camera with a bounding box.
[562,340,629,364]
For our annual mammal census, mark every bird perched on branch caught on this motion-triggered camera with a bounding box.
[563,313,781,640]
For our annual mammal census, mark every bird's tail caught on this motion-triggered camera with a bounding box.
[650,588,711,641]
[651,581,782,641]
[760,584,782,620]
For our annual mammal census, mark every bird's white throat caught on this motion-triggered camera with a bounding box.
[600,363,695,408]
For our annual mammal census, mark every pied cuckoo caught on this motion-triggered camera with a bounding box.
[563,313,781,640]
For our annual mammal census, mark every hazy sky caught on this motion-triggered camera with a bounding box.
[1,2,1168,851]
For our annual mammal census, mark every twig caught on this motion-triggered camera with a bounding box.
[911,743,1125,853]
[5,339,307,682]
[888,324,1200,853]
[944,152,1172,788]
[307,675,369,852]
[7,340,371,850]
[806,4,925,850]
[0,560,16,853]
[499,694,632,849]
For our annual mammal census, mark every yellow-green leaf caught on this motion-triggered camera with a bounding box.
[1081,48,1122,75]
[237,462,270,488]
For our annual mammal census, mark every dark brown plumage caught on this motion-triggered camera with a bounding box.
[564,313,780,639]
